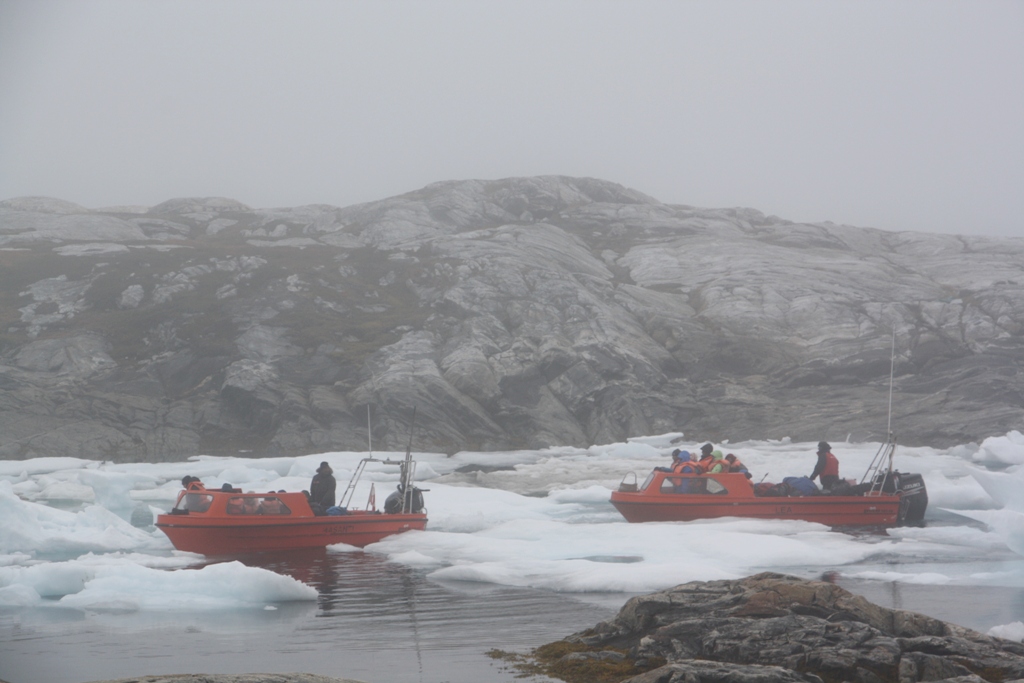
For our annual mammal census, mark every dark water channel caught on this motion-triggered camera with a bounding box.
[0,551,622,683]
[4,549,1024,683]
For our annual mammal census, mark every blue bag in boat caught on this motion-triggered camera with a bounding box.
[325,506,347,516]
[782,476,819,496]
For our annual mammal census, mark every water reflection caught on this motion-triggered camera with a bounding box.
[232,549,617,653]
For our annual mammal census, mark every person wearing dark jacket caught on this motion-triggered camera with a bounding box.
[309,461,336,512]
[809,441,841,490]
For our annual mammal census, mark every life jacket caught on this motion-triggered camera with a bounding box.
[696,455,716,472]
[727,456,748,473]
[822,452,839,477]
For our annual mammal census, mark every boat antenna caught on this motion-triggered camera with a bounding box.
[861,328,898,489]
[886,328,896,440]
[367,404,373,458]
[402,406,417,513]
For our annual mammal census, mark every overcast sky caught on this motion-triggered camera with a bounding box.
[1,1,1021,237]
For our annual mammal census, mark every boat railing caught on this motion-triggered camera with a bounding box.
[339,455,415,510]
[860,434,897,496]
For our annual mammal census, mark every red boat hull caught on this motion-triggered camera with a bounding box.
[610,472,904,527]
[157,512,427,555]
[155,487,426,555]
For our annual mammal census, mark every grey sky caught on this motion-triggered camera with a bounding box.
[1,0,1021,237]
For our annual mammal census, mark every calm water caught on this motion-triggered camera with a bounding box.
[3,549,1024,683]
[0,550,622,683]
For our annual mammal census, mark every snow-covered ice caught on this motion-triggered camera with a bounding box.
[2,431,1024,634]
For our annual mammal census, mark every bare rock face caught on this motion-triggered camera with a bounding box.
[0,177,1022,460]
[81,675,364,683]
[559,573,1024,683]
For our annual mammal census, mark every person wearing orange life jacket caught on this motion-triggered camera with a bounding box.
[809,441,841,490]
[705,450,727,473]
[724,453,752,478]
[673,450,707,474]
[656,449,686,473]
[695,442,716,473]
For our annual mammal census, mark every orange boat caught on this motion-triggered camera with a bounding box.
[156,486,427,555]
[611,435,928,527]
[158,423,428,554]
[610,469,928,526]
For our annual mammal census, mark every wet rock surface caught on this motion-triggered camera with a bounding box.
[80,676,363,683]
[552,573,1024,683]
[1,177,1022,460]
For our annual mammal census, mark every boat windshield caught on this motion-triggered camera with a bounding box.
[660,476,729,495]
[640,472,656,491]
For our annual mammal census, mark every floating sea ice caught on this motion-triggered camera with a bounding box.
[946,508,1024,557]
[989,621,1024,642]
[843,570,952,585]
[0,481,168,556]
[0,556,317,610]
[369,515,900,594]
[0,456,95,478]
[972,431,1024,467]
[923,470,995,510]
[969,467,1024,512]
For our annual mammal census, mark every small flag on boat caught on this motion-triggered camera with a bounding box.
[368,483,376,511]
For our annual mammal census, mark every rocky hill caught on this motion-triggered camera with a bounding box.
[1,177,1021,461]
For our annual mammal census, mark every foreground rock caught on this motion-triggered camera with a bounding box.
[2,177,1023,460]
[81,675,364,683]
[524,573,1024,683]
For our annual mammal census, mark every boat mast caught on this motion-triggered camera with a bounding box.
[862,329,898,489]
[885,329,897,474]
[887,329,895,442]
[402,406,417,513]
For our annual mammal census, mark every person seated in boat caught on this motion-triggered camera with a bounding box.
[705,450,727,474]
[654,450,678,472]
[241,496,263,515]
[656,449,694,473]
[809,441,841,491]
[226,497,245,514]
[724,454,752,479]
[309,461,337,515]
[676,451,703,473]
[695,443,717,472]
[259,496,284,515]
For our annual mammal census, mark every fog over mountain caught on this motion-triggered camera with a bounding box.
[1,176,1021,461]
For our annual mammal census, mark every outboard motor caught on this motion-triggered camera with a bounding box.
[872,470,928,523]
[895,472,928,523]
[384,485,425,514]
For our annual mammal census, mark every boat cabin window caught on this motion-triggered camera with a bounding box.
[259,496,290,515]
[660,476,729,495]
[180,492,213,512]
[640,472,656,491]
[226,496,292,515]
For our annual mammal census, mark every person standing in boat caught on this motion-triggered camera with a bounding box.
[809,441,841,490]
[309,461,337,514]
